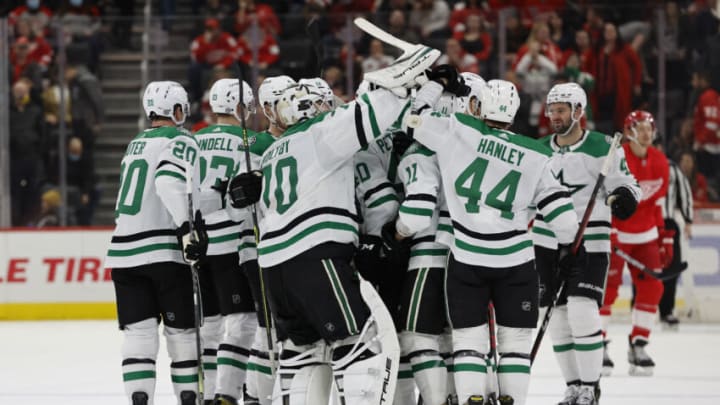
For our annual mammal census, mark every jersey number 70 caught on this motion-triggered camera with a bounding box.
[262,157,299,214]
[454,157,520,219]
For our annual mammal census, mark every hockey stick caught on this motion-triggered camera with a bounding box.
[530,132,622,365]
[486,302,499,405]
[612,246,687,281]
[306,16,323,78]
[185,163,205,404]
[354,17,416,54]
[236,67,278,376]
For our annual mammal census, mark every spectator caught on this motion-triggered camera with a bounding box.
[236,26,280,73]
[57,0,103,73]
[449,0,492,33]
[512,21,562,70]
[584,22,643,133]
[453,13,492,76]
[10,35,52,85]
[323,65,346,100]
[560,29,592,69]
[189,18,240,102]
[8,0,53,37]
[436,37,479,74]
[690,69,720,187]
[661,1,691,91]
[383,10,420,58]
[42,73,72,130]
[687,0,719,62]
[515,40,558,128]
[583,6,605,45]
[196,0,235,36]
[66,63,104,157]
[504,10,530,64]
[36,189,61,228]
[10,79,46,226]
[362,39,394,74]
[549,11,573,50]
[679,150,712,202]
[409,0,450,39]
[234,0,281,37]
[66,137,98,225]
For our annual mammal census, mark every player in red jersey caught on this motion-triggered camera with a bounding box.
[600,110,672,377]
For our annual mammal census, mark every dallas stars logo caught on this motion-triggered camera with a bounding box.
[552,169,586,195]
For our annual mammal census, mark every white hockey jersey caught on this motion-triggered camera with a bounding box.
[531,130,641,252]
[195,124,275,258]
[396,143,448,270]
[105,126,202,269]
[354,132,399,236]
[411,112,579,268]
[257,89,407,267]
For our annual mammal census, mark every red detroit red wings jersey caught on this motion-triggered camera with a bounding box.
[613,143,669,243]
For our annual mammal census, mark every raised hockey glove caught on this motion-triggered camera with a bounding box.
[426,64,470,96]
[380,220,412,262]
[658,228,676,269]
[228,170,263,209]
[606,186,637,220]
[557,242,587,281]
[177,210,209,263]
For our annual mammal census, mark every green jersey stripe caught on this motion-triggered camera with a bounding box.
[217,357,248,369]
[454,239,533,255]
[406,268,428,331]
[411,359,445,373]
[322,259,358,334]
[399,205,434,217]
[108,243,180,257]
[574,341,604,351]
[583,234,609,241]
[123,370,156,381]
[410,249,448,257]
[544,203,574,222]
[451,363,487,373]
[533,226,555,237]
[438,224,454,234]
[155,170,185,181]
[360,93,381,138]
[553,343,574,352]
[171,374,199,383]
[209,233,239,244]
[367,194,399,209]
[398,369,414,379]
[497,364,530,374]
[247,362,272,375]
[258,221,358,255]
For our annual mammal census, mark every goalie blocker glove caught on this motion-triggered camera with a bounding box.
[229,170,263,209]
[176,210,209,263]
[607,186,637,220]
[557,242,588,281]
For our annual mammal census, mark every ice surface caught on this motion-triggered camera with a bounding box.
[1,320,718,404]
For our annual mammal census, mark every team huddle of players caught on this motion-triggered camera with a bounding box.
[106,55,671,405]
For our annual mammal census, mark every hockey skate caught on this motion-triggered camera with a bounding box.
[180,391,197,405]
[213,393,238,405]
[131,391,148,405]
[557,384,579,405]
[601,340,614,377]
[628,337,655,376]
[574,385,597,405]
[467,395,485,404]
[660,314,680,331]
[497,395,514,404]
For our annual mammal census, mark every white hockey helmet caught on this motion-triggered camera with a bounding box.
[258,75,297,123]
[435,94,458,115]
[275,84,321,128]
[481,79,520,125]
[545,82,587,136]
[458,72,487,117]
[299,77,335,110]
[209,78,256,121]
[143,81,189,125]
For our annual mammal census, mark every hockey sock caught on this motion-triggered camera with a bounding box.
[452,325,490,402]
[548,305,580,384]
[400,331,447,405]
[122,318,159,405]
[246,326,276,404]
[440,328,456,399]
[165,326,200,400]
[200,314,222,401]
[216,312,258,400]
[496,326,531,405]
[567,296,603,384]
[630,303,657,343]
[394,357,417,405]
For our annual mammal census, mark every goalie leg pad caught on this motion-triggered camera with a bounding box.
[216,312,258,400]
[549,305,580,384]
[271,339,332,405]
[331,278,400,405]
[496,326,532,405]
[201,314,223,400]
[165,326,200,400]
[122,318,159,404]
[452,325,489,404]
[400,331,447,405]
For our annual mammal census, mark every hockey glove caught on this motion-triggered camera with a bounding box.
[380,220,412,262]
[211,177,229,207]
[426,64,470,96]
[606,186,638,220]
[229,170,263,209]
[355,234,385,280]
[557,242,587,281]
[177,210,209,263]
[658,228,676,269]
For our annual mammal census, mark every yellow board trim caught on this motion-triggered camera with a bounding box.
[0,302,117,320]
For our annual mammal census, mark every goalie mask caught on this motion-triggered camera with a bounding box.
[209,78,256,122]
[275,84,322,129]
[481,79,520,125]
[143,81,189,125]
[299,77,335,111]
[258,75,297,124]
[545,82,587,136]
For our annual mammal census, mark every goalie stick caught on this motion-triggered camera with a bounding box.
[531,132,622,365]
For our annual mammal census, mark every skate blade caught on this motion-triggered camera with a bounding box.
[601,366,613,377]
[628,365,654,376]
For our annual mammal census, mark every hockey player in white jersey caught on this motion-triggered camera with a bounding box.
[258,75,296,140]
[194,78,276,405]
[226,77,431,404]
[106,81,210,405]
[405,74,584,405]
[532,83,640,405]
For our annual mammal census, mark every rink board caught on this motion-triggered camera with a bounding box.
[1,223,720,320]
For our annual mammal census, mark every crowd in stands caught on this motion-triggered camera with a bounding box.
[4,0,103,227]
[4,0,720,227]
